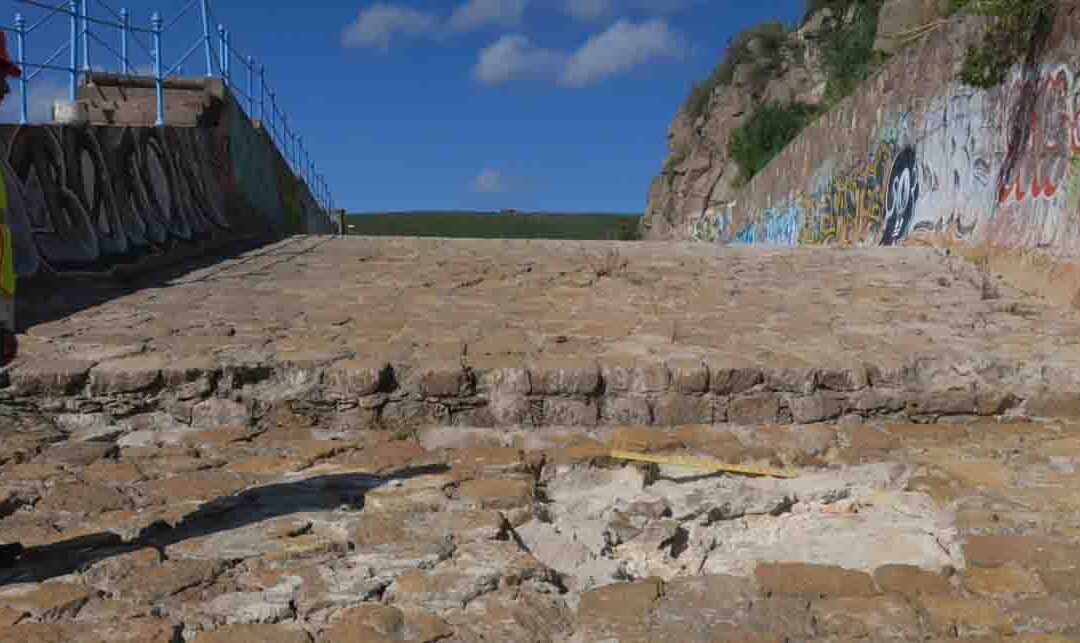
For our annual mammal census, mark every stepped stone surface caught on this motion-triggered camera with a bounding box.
[7,237,1080,430]
[4,237,1080,638]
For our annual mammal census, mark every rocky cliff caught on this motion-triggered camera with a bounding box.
[641,1,945,241]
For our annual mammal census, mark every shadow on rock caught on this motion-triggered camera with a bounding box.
[0,463,448,585]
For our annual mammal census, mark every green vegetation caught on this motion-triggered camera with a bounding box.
[950,0,1057,88]
[727,101,822,180]
[677,0,1052,186]
[820,0,886,104]
[343,211,642,241]
[683,20,788,121]
[683,0,888,182]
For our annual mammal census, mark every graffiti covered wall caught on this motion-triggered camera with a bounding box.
[719,12,1080,268]
[2,93,332,281]
[1,120,238,278]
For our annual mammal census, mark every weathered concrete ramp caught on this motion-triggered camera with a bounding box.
[4,237,1080,641]
[7,236,1080,428]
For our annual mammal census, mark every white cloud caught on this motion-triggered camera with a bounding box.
[341,3,439,50]
[471,168,505,193]
[448,0,529,32]
[473,34,566,84]
[559,19,683,87]
[0,79,68,124]
[473,20,683,87]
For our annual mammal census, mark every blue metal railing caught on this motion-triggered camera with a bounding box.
[0,0,334,214]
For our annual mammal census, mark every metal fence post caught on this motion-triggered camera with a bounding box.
[217,24,226,85]
[259,65,265,121]
[80,0,89,72]
[269,89,276,138]
[14,13,27,124]
[282,115,289,160]
[152,12,163,126]
[223,28,230,84]
[119,8,129,74]
[246,56,253,116]
[68,0,78,101]
[200,0,212,76]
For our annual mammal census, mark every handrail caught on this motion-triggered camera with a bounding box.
[1,0,334,214]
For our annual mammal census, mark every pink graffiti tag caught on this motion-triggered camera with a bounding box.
[998,68,1073,204]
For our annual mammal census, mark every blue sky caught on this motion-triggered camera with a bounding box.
[4,0,807,213]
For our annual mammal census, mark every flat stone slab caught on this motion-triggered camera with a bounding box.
[20,237,1077,364]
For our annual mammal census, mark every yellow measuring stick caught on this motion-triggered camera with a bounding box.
[609,449,797,479]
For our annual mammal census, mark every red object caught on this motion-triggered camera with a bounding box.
[0,32,21,79]
[1,331,16,365]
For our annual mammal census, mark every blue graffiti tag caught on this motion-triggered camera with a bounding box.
[760,204,802,245]
[734,223,756,243]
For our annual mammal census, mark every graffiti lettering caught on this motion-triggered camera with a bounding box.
[2,124,233,274]
[723,63,1080,255]
[998,66,1074,204]
[761,204,801,245]
[1,100,332,278]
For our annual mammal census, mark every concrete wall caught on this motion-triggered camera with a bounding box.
[707,7,1080,299]
[228,100,288,236]
[2,88,333,282]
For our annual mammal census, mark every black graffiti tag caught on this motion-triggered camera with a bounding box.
[881,146,919,246]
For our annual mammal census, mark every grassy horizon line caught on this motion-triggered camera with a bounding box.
[342,211,643,241]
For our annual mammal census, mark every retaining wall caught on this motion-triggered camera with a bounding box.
[2,89,332,287]
[708,6,1080,301]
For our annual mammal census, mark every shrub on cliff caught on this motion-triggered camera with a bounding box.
[727,101,822,180]
[682,20,789,121]
[820,0,886,104]
[950,0,1057,88]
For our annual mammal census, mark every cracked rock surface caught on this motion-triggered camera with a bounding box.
[2,408,1080,641]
